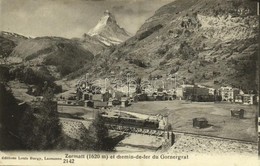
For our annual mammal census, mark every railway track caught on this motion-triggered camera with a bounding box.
[59,117,256,144]
[171,129,257,144]
[106,124,166,137]
[106,123,257,144]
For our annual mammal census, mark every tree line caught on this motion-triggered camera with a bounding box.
[0,83,119,151]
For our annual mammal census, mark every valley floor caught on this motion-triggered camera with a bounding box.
[57,100,257,153]
[119,101,257,142]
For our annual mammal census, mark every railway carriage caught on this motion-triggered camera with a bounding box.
[120,117,145,127]
[101,113,160,130]
[101,114,119,124]
[144,120,159,129]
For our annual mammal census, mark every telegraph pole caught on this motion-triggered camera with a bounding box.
[175,73,178,89]
[127,73,130,97]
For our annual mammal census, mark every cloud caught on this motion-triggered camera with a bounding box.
[112,5,124,11]
[112,5,134,15]
[1,0,174,38]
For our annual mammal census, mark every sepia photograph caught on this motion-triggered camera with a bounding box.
[0,0,259,165]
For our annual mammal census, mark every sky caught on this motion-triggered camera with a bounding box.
[0,0,174,38]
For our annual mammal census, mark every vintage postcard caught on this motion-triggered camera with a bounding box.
[0,0,259,165]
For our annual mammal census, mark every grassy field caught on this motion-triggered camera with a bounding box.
[119,101,257,142]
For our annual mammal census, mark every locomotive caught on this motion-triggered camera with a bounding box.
[100,112,159,130]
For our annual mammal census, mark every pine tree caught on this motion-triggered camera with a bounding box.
[19,88,62,150]
[135,77,142,94]
[87,112,109,151]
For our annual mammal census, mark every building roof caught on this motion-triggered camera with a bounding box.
[181,84,194,88]
[220,86,233,90]
[243,94,255,97]
[193,117,208,122]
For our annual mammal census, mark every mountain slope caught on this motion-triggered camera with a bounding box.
[0,31,28,44]
[7,36,94,78]
[72,33,108,55]
[0,31,28,59]
[0,36,16,58]
[88,10,131,46]
[88,0,258,91]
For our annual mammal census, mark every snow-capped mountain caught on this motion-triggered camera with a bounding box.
[88,10,131,46]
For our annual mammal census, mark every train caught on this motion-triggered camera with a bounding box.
[100,112,160,130]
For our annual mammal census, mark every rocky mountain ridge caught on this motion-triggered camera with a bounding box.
[88,10,131,46]
[86,0,258,91]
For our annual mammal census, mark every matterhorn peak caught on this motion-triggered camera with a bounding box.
[87,10,131,46]
[104,10,111,16]
[103,10,116,23]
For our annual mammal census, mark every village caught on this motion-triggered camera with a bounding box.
[51,76,258,153]
[58,75,258,108]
